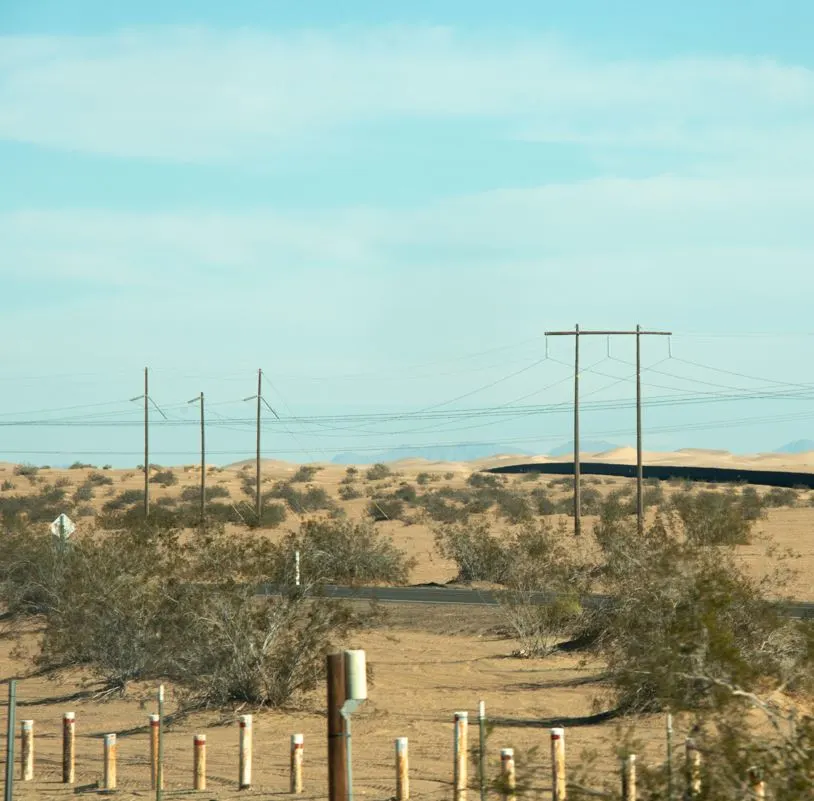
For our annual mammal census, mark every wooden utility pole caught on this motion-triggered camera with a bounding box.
[188,392,205,527]
[326,654,347,801]
[545,327,671,535]
[256,369,262,520]
[144,367,149,517]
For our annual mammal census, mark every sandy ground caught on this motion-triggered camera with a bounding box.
[2,450,813,798]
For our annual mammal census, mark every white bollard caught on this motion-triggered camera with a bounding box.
[21,720,34,782]
[103,733,117,790]
[454,712,468,801]
[193,734,207,790]
[290,734,304,794]
[550,728,566,801]
[395,737,409,801]
[239,714,252,789]
[500,748,516,801]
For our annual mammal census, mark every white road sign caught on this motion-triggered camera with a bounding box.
[50,513,76,540]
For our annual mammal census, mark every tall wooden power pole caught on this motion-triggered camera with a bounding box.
[144,367,149,517]
[545,327,671,535]
[256,370,262,521]
[188,392,205,527]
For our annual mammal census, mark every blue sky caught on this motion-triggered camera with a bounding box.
[1,0,814,465]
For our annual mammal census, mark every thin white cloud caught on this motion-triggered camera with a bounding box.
[0,26,812,162]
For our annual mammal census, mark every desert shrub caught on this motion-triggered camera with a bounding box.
[392,483,417,504]
[69,461,95,470]
[87,470,114,486]
[1,480,14,491]
[266,481,334,513]
[102,465,112,470]
[291,465,321,483]
[580,486,603,515]
[76,504,95,517]
[521,471,541,482]
[672,489,756,545]
[180,485,230,502]
[419,491,470,523]
[365,463,392,481]
[344,466,358,478]
[367,497,405,522]
[338,483,362,501]
[494,491,533,524]
[155,496,178,507]
[72,482,95,503]
[444,471,455,480]
[416,472,431,485]
[240,475,257,496]
[591,509,811,714]
[764,487,799,508]
[434,521,513,583]
[529,487,556,515]
[13,464,39,481]
[280,519,414,585]
[54,476,72,488]
[252,502,287,528]
[0,484,71,523]
[149,469,178,487]
[467,472,506,489]
[739,485,764,520]
[102,489,145,513]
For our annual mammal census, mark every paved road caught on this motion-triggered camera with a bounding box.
[257,583,814,619]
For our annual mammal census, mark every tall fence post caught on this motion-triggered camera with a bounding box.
[291,734,304,794]
[239,714,252,790]
[62,712,76,784]
[454,711,468,801]
[666,713,674,801]
[20,719,34,782]
[193,734,206,791]
[157,685,165,801]
[621,754,636,801]
[103,734,117,791]
[550,728,566,801]
[685,738,701,800]
[3,680,16,801]
[149,714,161,790]
[395,737,409,801]
[500,748,516,801]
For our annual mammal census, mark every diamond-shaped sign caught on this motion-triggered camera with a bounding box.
[50,513,76,540]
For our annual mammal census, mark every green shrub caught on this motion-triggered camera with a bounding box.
[434,521,513,583]
[1,480,13,491]
[367,497,405,522]
[149,469,178,487]
[72,482,95,503]
[13,464,39,481]
[672,490,756,545]
[338,483,362,501]
[495,491,532,524]
[69,461,95,470]
[530,487,556,515]
[87,470,114,486]
[467,472,506,489]
[265,481,334,513]
[763,487,798,508]
[365,463,392,481]
[416,472,431,485]
[102,489,145,513]
[291,465,321,483]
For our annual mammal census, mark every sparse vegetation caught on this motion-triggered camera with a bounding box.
[149,469,178,487]
[291,465,321,483]
[365,463,393,481]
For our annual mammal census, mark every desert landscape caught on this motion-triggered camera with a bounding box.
[1,449,813,799]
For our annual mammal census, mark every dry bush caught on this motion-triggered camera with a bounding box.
[278,518,414,586]
[290,465,322,483]
[338,483,362,501]
[671,488,760,545]
[365,463,392,481]
[149,469,178,487]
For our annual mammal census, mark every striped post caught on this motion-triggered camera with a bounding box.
[149,714,161,790]
[290,734,304,794]
[550,728,566,801]
[193,734,206,791]
[621,754,636,801]
[239,715,252,790]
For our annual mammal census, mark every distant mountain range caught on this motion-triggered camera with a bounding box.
[775,440,814,454]
[330,440,619,465]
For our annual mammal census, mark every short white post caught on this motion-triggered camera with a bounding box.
[20,720,34,782]
[621,754,636,801]
[454,711,468,801]
[239,714,252,790]
[290,734,304,794]
[103,733,117,791]
[63,712,76,784]
[395,737,409,801]
[500,748,516,801]
[149,713,161,790]
[550,727,566,801]
[193,734,206,791]
[295,550,301,586]
[685,738,701,800]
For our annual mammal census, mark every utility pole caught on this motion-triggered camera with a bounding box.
[188,392,205,527]
[243,370,280,524]
[545,327,671,535]
[130,367,167,518]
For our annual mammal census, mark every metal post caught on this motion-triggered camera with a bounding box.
[290,734,304,794]
[574,324,581,536]
[395,738,409,801]
[3,681,16,801]
[327,654,347,801]
[636,324,644,534]
[454,711,468,801]
[666,713,673,801]
[550,727,566,801]
[478,701,487,801]
[62,712,75,784]
[621,754,636,801]
[103,734,117,791]
[150,714,160,790]
[239,714,252,790]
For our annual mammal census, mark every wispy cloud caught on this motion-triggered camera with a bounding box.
[1,26,812,162]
